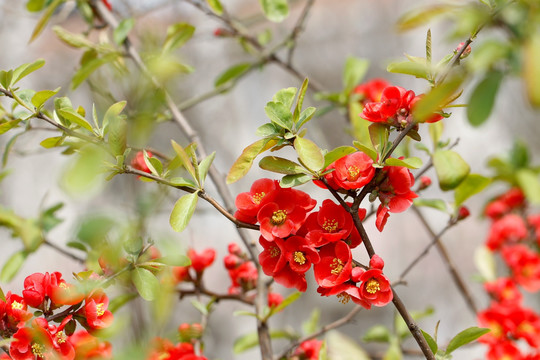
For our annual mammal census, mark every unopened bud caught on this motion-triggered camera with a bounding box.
[418,176,432,191]
[214,28,234,37]
[457,206,470,221]
[178,323,204,342]
[224,254,242,270]
[267,292,284,309]
[228,243,242,256]
[455,42,472,59]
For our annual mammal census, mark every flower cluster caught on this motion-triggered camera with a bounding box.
[294,339,323,360]
[1,272,113,360]
[478,188,540,359]
[235,178,393,309]
[224,243,258,294]
[147,335,208,360]
[173,248,216,283]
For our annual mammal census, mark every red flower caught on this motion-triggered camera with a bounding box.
[273,264,308,292]
[485,188,526,219]
[10,325,55,360]
[502,245,540,292]
[313,242,352,288]
[484,278,522,305]
[478,303,514,345]
[22,272,53,309]
[486,214,528,250]
[332,152,375,190]
[188,248,216,273]
[282,236,320,274]
[361,86,416,125]
[353,79,391,104]
[69,330,112,359]
[228,261,258,294]
[259,236,287,276]
[486,340,523,360]
[317,282,369,308]
[267,292,284,309]
[294,339,323,360]
[131,151,153,174]
[352,255,393,308]
[4,292,32,330]
[82,291,113,330]
[235,178,278,224]
[257,188,313,241]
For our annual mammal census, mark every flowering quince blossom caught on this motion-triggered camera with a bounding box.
[352,255,393,309]
[81,291,113,330]
[353,78,391,104]
[501,245,540,292]
[484,277,523,305]
[131,151,153,174]
[485,188,525,220]
[223,243,258,294]
[375,164,418,232]
[147,338,208,360]
[313,241,352,288]
[294,339,323,360]
[486,214,528,250]
[316,152,375,191]
[234,178,279,224]
[69,330,112,359]
[267,292,284,309]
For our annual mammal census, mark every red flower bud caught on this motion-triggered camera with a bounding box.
[267,292,284,309]
[457,206,470,221]
[228,243,242,256]
[131,151,153,175]
[455,42,472,59]
[224,254,242,270]
[419,176,432,190]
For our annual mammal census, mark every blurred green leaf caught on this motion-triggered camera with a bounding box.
[163,23,195,53]
[226,138,277,183]
[234,330,293,354]
[259,156,305,175]
[474,245,496,282]
[510,141,529,169]
[26,0,47,12]
[428,121,443,148]
[524,31,540,107]
[169,191,199,232]
[0,70,13,89]
[0,120,21,135]
[413,199,448,212]
[12,59,45,85]
[397,4,455,31]
[113,18,135,45]
[260,0,289,22]
[384,338,402,360]
[294,136,324,172]
[413,76,463,123]
[39,202,63,232]
[272,291,301,313]
[0,251,28,283]
[302,308,320,336]
[206,0,223,14]
[363,325,391,343]
[433,150,470,191]
[516,169,540,204]
[0,208,43,251]
[385,157,422,169]
[445,327,490,354]
[132,267,160,301]
[71,53,119,90]
[343,57,369,92]
[454,174,491,207]
[53,26,95,49]
[326,331,370,360]
[108,293,138,313]
[215,63,251,87]
[387,61,429,80]
[62,145,106,194]
[29,0,65,43]
[467,71,503,127]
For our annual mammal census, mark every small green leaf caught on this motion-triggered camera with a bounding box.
[233,310,258,318]
[26,0,47,12]
[108,293,138,313]
[226,138,277,183]
[169,191,199,232]
[384,157,422,169]
[343,57,369,92]
[71,53,119,90]
[454,174,491,207]
[413,76,464,122]
[474,246,496,282]
[31,87,60,109]
[163,23,195,53]
[413,199,448,212]
[0,120,21,135]
[397,5,455,31]
[132,267,160,301]
[143,152,162,176]
[467,71,503,126]
[0,70,13,89]
[62,145,107,195]
[30,0,65,43]
[214,63,251,87]
[294,136,324,172]
[428,122,443,148]
[510,141,529,169]
[66,241,88,252]
[234,330,293,354]
[113,18,135,45]
[259,156,305,175]
[302,308,320,336]
[206,0,223,14]
[433,150,470,191]
[272,291,301,313]
[294,78,309,120]
[297,107,316,129]
[1,251,28,283]
[2,132,22,168]
[168,177,198,188]
[387,61,429,80]
[362,325,391,343]
[198,151,216,188]
[324,146,357,168]
[421,330,438,355]
[445,327,490,354]
[524,31,540,107]
[256,123,278,137]
[57,108,93,131]
[273,87,297,109]
[368,123,389,154]
[171,140,199,184]
[265,101,294,131]
[53,26,95,48]
[352,141,377,162]
[280,173,312,188]
[384,338,403,360]
[12,59,46,85]
[191,299,209,315]
[326,331,371,360]
[516,169,540,204]
[107,113,127,157]
[260,0,289,22]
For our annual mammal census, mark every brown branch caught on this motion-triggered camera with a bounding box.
[411,206,479,314]
[178,288,254,305]
[43,239,85,264]
[286,0,316,65]
[276,305,362,360]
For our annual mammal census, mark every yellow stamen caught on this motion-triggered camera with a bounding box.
[518,321,535,334]
[322,219,339,232]
[252,192,266,204]
[365,279,380,294]
[96,303,105,317]
[32,343,45,357]
[330,258,344,275]
[11,301,24,310]
[269,246,280,258]
[271,210,287,225]
[293,251,306,265]
[347,166,360,181]
[56,331,67,344]
[337,293,350,304]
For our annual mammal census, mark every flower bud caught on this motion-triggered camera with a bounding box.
[227,243,242,256]
[455,42,472,59]
[267,292,284,309]
[131,151,153,174]
[224,254,242,270]
[369,254,385,270]
[418,176,432,190]
[457,206,470,221]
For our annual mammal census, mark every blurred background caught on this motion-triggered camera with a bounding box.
[0,0,539,359]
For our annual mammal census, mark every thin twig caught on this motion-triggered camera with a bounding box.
[43,240,85,264]
[179,288,254,305]
[286,0,316,65]
[411,206,479,314]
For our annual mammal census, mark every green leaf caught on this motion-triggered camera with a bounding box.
[206,0,223,14]
[524,31,540,107]
[260,0,289,22]
[198,151,216,188]
[294,78,309,121]
[302,308,320,336]
[445,327,490,354]
[294,136,324,172]
[384,157,422,169]
[143,152,163,176]
[422,330,438,355]
[226,138,277,184]
[454,174,491,207]
[387,61,429,80]
[168,177,198,188]
[234,330,293,354]
[233,310,259,318]
[0,70,13,89]
[265,101,294,131]
[324,146,357,167]
[273,291,301,313]
[169,191,199,232]
[413,199,448,212]
[163,23,195,53]
[384,338,403,360]
[108,293,138,313]
[113,18,135,45]
[273,87,297,109]
[362,325,391,343]
[259,156,305,175]
[214,63,251,87]
[256,123,278,137]
[31,87,60,109]
[53,26,96,49]
[428,122,443,148]
[12,59,46,85]
[413,76,464,123]
[297,107,316,129]
[39,136,64,149]
[397,5,455,31]
[107,113,127,157]
[474,245,496,281]
[0,120,21,135]
[26,0,47,12]
[280,173,312,188]
[368,123,389,154]
[2,132,22,168]
[66,241,88,252]
[57,108,93,131]
[71,53,119,90]
[0,251,28,283]
[343,57,369,92]
[326,330,371,360]
[131,267,160,301]
[171,140,199,185]
[433,150,470,191]
[62,145,107,195]
[516,169,540,204]
[191,300,209,315]
[467,71,503,126]
[29,0,65,43]
[510,141,529,169]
